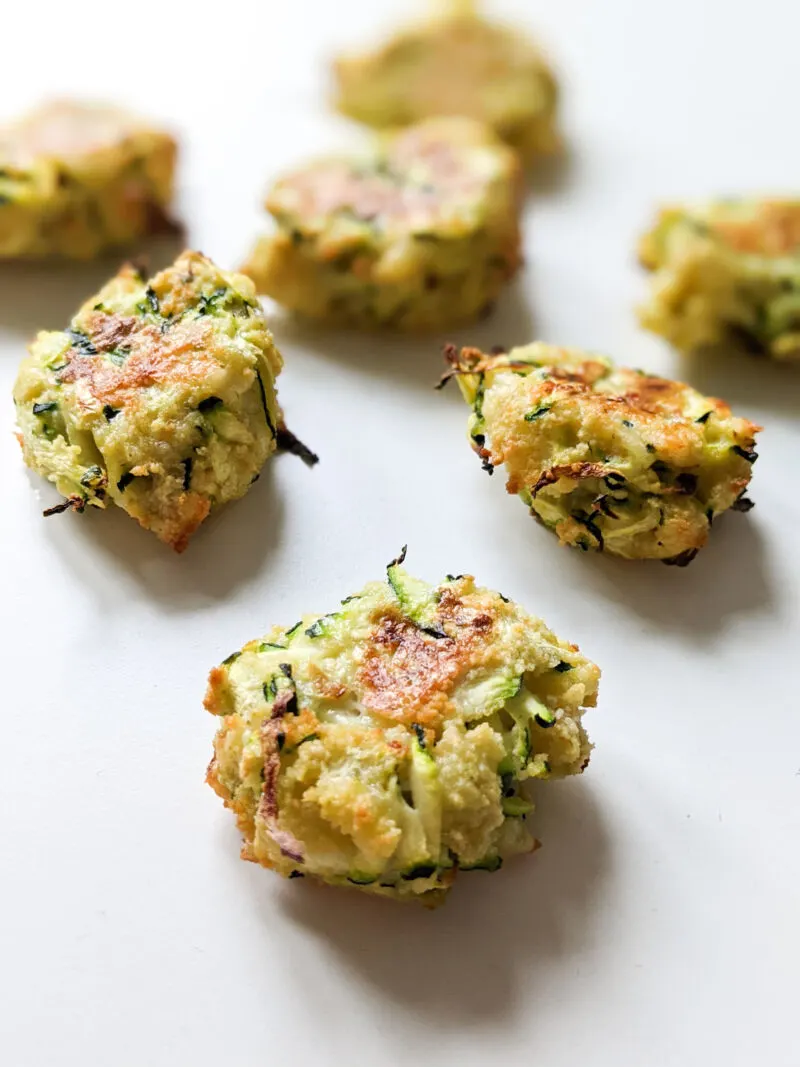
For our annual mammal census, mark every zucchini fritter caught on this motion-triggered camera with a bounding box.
[14,251,288,552]
[0,100,177,259]
[206,550,599,906]
[445,343,760,564]
[639,200,800,360]
[242,117,522,331]
[333,1,560,161]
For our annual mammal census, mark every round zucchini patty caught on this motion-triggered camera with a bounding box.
[445,343,761,564]
[206,550,599,906]
[242,117,522,331]
[0,100,177,259]
[333,3,560,161]
[639,199,800,360]
[14,250,286,551]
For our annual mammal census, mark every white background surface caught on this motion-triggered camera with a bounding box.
[2,2,799,1064]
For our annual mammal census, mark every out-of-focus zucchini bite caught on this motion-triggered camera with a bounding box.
[639,199,800,360]
[242,117,522,331]
[0,100,178,259]
[333,1,561,162]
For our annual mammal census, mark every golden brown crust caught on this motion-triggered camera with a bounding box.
[0,100,172,167]
[710,201,800,255]
[359,614,465,727]
[160,493,211,553]
[359,598,498,728]
[59,315,219,411]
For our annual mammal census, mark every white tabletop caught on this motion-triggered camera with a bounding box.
[2,2,798,1064]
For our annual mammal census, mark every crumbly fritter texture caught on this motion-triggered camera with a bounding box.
[446,343,760,564]
[0,100,177,259]
[639,199,800,360]
[332,2,560,161]
[205,552,599,906]
[242,117,522,331]
[14,250,284,551]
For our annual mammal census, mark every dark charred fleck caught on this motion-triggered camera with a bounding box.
[622,419,634,428]
[662,548,699,567]
[574,512,604,550]
[594,494,619,519]
[145,286,160,315]
[402,864,437,880]
[731,445,758,463]
[388,545,408,568]
[117,471,135,492]
[103,404,120,420]
[256,371,276,438]
[696,411,712,424]
[554,660,573,672]
[276,425,319,467]
[65,328,97,356]
[182,457,193,491]
[675,472,698,494]
[43,496,85,517]
[731,495,755,513]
